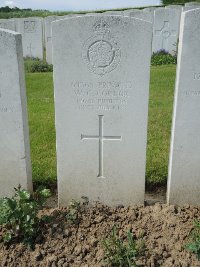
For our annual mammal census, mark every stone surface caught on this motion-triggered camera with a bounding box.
[185,2,200,6]
[0,29,32,197]
[183,5,200,11]
[124,9,153,22]
[165,5,183,11]
[167,8,200,205]
[152,7,181,54]
[44,16,58,64]
[104,11,123,14]
[16,17,43,59]
[0,19,15,31]
[52,15,152,206]
[123,9,139,16]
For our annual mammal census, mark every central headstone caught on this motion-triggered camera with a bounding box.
[52,15,152,206]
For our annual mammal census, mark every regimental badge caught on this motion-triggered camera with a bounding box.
[82,19,121,76]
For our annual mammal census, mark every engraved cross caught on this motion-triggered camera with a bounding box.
[81,115,122,178]
[155,21,176,50]
[27,43,32,57]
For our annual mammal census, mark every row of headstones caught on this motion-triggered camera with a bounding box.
[1,2,200,63]
[0,8,200,206]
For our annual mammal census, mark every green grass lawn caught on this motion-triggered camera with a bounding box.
[25,64,176,189]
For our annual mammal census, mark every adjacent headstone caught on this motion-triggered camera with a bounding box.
[165,5,183,11]
[104,11,124,15]
[52,15,152,206]
[143,7,156,12]
[0,19,15,31]
[185,2,200,6]
[123,9,139,16]
[152,8,181,54]
[44,16,58,64]
[0,29,32,197]
[167,9,200,205]
[183,5,200,11]
[124,9,153,22]
[16,17,43,59]
[143,7,156,22]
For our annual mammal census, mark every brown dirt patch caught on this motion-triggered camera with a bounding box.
[0,202,200,267]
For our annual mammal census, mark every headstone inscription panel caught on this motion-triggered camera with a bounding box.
[0,29,32,197]
[52,15,152,206]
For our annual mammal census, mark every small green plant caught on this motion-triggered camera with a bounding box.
[151,49,177,66]
[186,220,200,259]
[0,185,51,247]
[65,199,80,225]
[24,58,53,73]
[102,226,142,267]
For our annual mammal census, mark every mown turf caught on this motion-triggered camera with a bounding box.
[25,73,56,186]
[25,65,176,188]
[146,65,176,187]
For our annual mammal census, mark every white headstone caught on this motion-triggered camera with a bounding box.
[104,11,124,15]
[0,29,32,197]
[152,8,181,54]
[124,9,153,22]
[183,5,200,11]
[52,15,152,206]
[0,19,15,31]
[165,5,183,11]
[16,17,43,59]
[167,9,200,205]
[185,2,200,6]
[143,7,156,12]
[123,9,139,16]
[44,16,58,64]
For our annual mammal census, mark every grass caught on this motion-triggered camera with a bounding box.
[26,72,56,186]
[25,64,176,188]
[146,65,176,187]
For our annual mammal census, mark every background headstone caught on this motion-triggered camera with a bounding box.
[44,16,58,64]
[124,9,153,22]
[0,19,15,31]
[52,15,152,206]
[152,7,181,54]
[16,17,43,59]
[104,11,124,15]
[167,8,200,205]
[183,5,200,11]
[185,2,200,6]
[0,29,32,197]
[165,5,183,11]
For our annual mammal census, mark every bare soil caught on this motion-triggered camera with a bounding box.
[1,194,200,266]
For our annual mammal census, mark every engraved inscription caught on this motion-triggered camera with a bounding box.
[81,115,122,178]
[82,19,121,76]
[184,90,200,96]
[194,73,200,80]
[72,81,132,111]
[24,21,36,33]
